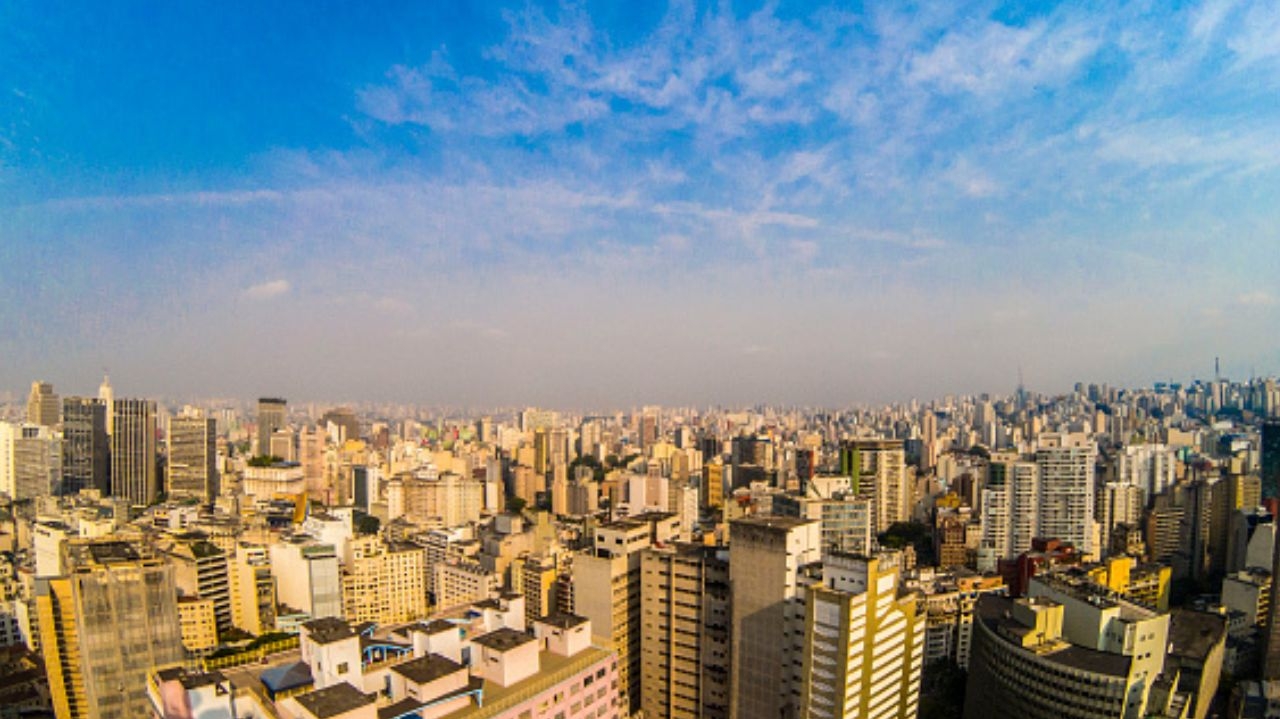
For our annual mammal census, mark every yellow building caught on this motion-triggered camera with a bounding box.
[177,596,218,654]
[702,459,725,510]
[1086,555,1172,611]
[340,536,427,624]
[513,554,560,625]
[36,541,184,719]
[800,552,926,719]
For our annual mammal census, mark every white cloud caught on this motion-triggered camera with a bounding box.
[242,279,290,300]
[1236,291,1277,307]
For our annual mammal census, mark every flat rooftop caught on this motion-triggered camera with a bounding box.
[975,594,1131,678]
[471,628,537,652]
[392,654,466,685]
[294,682,374,719]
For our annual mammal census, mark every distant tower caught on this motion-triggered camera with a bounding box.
[36,541,183,719]
[26,381,60,428]
[1016,366,1028,410]
[167,412,218,501]
[111,398,158,505]
[98,373,114,436]
[257,397,287,457]
[61,397,109,496]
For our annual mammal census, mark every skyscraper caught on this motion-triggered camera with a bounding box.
[111,398,157,505]
[257,397,287,457]
[574,519,655,715]
[799,553,925,719]
[36,541,184,719]
[97,374,114,436]
[26,381,60,428]
[167,413,217,501]
[1263,420,1280,502]
[1035,440,1097,556]
[61,397,109,496]
[0,422,61,500]
[729,516,821,719]
[1261,420,1280,678]
[840,439,910,533]
[640,543,732,719]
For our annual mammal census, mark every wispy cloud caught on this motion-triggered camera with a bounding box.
[6,0,1280,403]
[1236,291,1277,307]
[242,279,290,300]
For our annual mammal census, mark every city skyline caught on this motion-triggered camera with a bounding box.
[3,1,1278,407]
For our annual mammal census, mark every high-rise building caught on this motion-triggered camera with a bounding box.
[36,541,184,719]
[640,543,732,719]
[319,407,359,443]
[110,398,157,505]
[1263,420,1280,503]
[799,552,925,719]
[165,537,233,633]
[573,519,657,715]
[257,397,287,457]
[341,536,427,625]
[1117,444,1176,499]
[0,422,61,500]
[840,439,909,532]
[97,374,113,436]
[269,539,342,620]
[773,492,873,555]
[1263,425,1280,680]
[230,543,277,636]
[702,458,725,510]
[729,516,821,719]
[980,456,1041,560]
[61,397,109,496]
[167,413,217,501]
[1035,440,1097,556]
[1097,482,1144,558]
[26,381,60,428]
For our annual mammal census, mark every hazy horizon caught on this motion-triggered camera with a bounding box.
[3,1,1277,407]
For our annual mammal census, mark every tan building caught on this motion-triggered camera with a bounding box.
[392,472,484,527]
[573,518,661,715]
[728,516,821,719]
[840,440,909,533]
[177,596,218,654]
[435,561,500,611]
[230,542,278,635]
[341,536,428,624]
[702,459,725,510]
[167,413,218,501]
[640,543,731,719]
[513,554,560,625]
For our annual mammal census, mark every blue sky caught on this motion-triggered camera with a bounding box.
[2,0,1278,408]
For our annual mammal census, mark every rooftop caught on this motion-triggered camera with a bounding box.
[537,613,588,630]
[730,515,815,530]
[303,617,356,645]
[975,594,1132,678]
[155,667,228,690]
[391,654,466,685]
[1167,609,1227,661]
[447,646,613,719]
[294,682,375,719]
[471,627,536,652]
